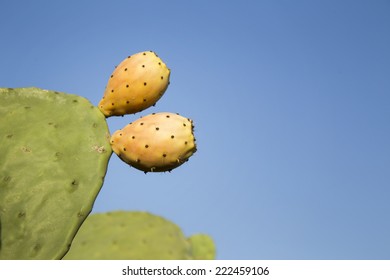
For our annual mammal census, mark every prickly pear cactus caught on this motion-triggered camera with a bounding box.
[63,211,215,260]
[98,51,170,117]
[188,234,216,260]
[63,211,191,259]
[0,87,112,259]
[110,112,197,173]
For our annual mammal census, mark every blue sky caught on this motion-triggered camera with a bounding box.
[1,0,389,259]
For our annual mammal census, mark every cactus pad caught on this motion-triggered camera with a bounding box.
[0,87,112,259]
[63,211,193,260]
[188,233,216,260]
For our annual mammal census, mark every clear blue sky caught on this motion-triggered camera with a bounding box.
[1,0,389,259]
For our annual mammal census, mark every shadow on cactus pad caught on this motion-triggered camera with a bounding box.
[0,88,112,259]
[63,211,216,260]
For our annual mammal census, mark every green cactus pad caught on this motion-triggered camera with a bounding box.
[64,211,213,260]
[0,87,112,259]
[188,233,216,260]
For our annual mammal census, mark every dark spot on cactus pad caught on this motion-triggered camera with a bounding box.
[21,146,31,153]
[18,211,25,218]
[124,68,128,71]
[132,136,135,139]
[144,82,147,86]
[158,62,161,65]
[73,99,78,103]
[33,244,41,253]
[2,175,12,185]
[126,84,129,88]
[183,123,187,127]
[71,179,78,187]
[145,144,149,148]
[126,100,129,104]
[155,127,159,131]
[185,141,188,145]
[152,113,156,115]
[77,211,85,218]
[163,154,167,157]
[171,135,175,139]
[143,98,147,102]
[92,123,98,128]
[123,147,126,151]
[24,106,31,109]
[6,134,13,139]
[166,115,170,118]
[137,159,141,163]
[161,76,164,79]
[140,122,144,125]
[111,75,114,78]
[142,65,145,68]
[111,103,114,106]
[111,89,114,93]
[128,55,131,58]
[143,52,146,55]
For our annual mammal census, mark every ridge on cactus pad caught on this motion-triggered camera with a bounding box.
[110,112,197,173]
[98,51,171,117]
[63,211,215,260]
[0,87,112,259]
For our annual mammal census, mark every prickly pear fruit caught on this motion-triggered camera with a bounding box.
[110,112,197,172]
[98,51,170,117]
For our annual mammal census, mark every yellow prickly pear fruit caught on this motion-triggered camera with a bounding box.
[98,51,170,117]
[110,112,197,173]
